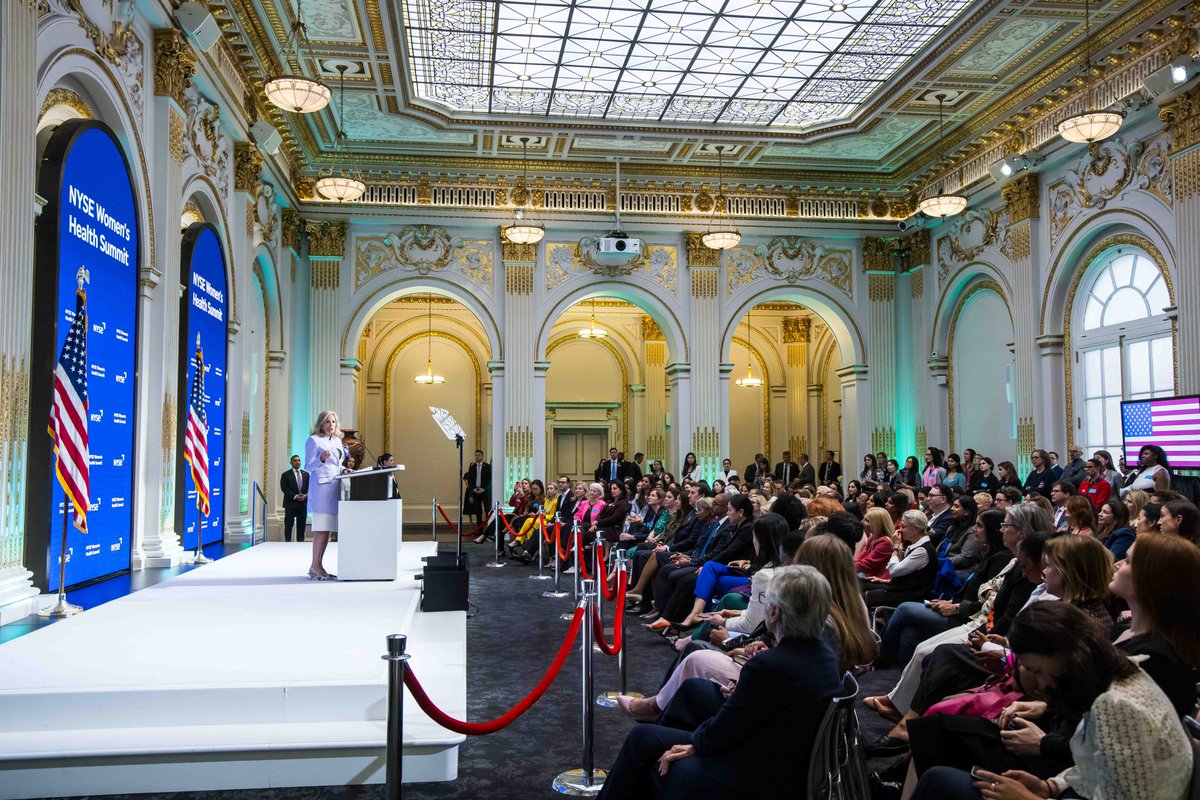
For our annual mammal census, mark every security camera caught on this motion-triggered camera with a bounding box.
[897,213,928,232]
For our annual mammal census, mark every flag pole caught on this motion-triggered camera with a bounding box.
[39,502,82,618]
[189,332,212,565]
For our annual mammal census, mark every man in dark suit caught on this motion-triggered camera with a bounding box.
[923,483,955,542]
[797,453,816,487]
[462,449,492,526]
[819,450,842,486]
[743,453,767,486]
[596,447,625,483]
[774,450,799,486]
[280,455,309,542]
[624,451,644,484]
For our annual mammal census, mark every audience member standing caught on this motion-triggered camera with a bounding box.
[280,454,309,542]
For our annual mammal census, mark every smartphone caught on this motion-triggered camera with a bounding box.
[969,766,986,781]
[709,677,729,687]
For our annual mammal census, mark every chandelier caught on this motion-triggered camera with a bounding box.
[578,298,607,339]
[502,137,544,245]
[734,306,763,388]
[1057,0,1123,144]
[917,93,968,219]
[264,0,330,114]
[314,65,365,203]
[413,295,445,385]
[702,145,741,250]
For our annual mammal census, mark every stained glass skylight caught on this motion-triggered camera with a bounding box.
[402,0,972,128]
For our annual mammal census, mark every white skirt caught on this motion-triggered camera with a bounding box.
[311,512,338,532]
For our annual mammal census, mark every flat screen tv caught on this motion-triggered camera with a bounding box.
[1121,394,1200,470]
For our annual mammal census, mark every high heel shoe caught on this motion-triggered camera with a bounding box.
[644,618,672,631]
[308,568,336,581]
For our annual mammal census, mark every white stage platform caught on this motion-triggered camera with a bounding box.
[0,542,466,799]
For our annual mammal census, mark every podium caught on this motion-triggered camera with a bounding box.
[325,466,405,581]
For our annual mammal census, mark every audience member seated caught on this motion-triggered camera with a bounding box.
[594,480,632,544]
[597,567,843,800]
[855,507,896,580]
[1063,495,1097,538]
[909,603,1193,800]
[942,494,982,577]
[1095,499,1135,560]
[1160,497,1200,545]
[863,510,938,608]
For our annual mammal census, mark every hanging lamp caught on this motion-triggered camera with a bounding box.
[314,65,366,202]
[413,296,445,385]
[1057,0,1123,144]
[917,93,968,218]
[578,298,607,339]
[264,0,330,114]
[502,137,545,245]
[735,306,763,388]
[702,145,741,250]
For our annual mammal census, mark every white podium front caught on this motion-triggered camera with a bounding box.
[337,499,403,580]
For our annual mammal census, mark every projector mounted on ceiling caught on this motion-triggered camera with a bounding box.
[583,160,643,266]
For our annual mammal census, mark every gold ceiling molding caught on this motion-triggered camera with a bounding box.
[38,88,94,121]
[153,28,197,106]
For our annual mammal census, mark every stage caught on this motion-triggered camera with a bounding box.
[0,541,466,799]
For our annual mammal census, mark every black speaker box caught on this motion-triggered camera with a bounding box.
[421,553,469,612]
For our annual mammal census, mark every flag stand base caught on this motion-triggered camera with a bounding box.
[38,598,83,618]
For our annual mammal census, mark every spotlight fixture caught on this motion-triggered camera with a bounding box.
[702,145,742,250]
[502,137,545,245]
[917,93,968,219]
[413,295,445,385]
[314,65,366,202]
[734,306,763,388]
[264,0,330,114]
[578,298,608,339]
[987,153,1042,184]
[1143,56,1200,100]
[1057,0,1123,144]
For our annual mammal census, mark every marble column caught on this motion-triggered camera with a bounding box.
[134,30,196,569]
[807,383,824,457]
[1036,336,1067,452]
[1160,90,1200,393]
[837,365,870,468]
[782,317,811,456]
[0,0,39,617]
[641,315,668,463]
[499,231,539,490]
[685,233,721,480]
[1001,174,1040,473]
[628,383,646,457]
[906,238,931,460]
[305,220,347,419]
[266,349,287,532]
[338,357,361,429]
[666,363,691,472]
[863,238,897,457]
[926,355,950,449]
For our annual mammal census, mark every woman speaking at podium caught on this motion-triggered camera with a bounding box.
[305,410,348,580]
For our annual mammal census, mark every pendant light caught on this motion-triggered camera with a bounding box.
[413,295,445,385]
[735,306,763,388]
[314,65,366,202]
[502,137,545,245]
[917,93,968,219]
[1057,0,1123,144]
[702,145,741,250]
[578,298,607,339]
[264,0,330,114]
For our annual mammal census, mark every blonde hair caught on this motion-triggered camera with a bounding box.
[1124,489,1150,521]
[974,492,993,509]
[863,508,893,540]
[795,536,879,668]
[311,410,343,439]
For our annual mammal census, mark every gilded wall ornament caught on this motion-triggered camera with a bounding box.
[726,237,853,296]
[1001,173,1039,223]
[907,230,932,268]
[168,108,185,165]
[152,28,196,107]
[281,209,303,250]
[306,220,348,259]
[253,182,279,246]
[233,142,263,194]
[1160,81,1200,154]
[683,231,720,268]
[544,242,678,292]
[641,315,665,341]
[936,207,1004,285]
[39,88,94,121]
[183,88,231,184]
[862,236,896,273]
[354,228,493,290]
[500,227,538,264]
[867,274,894,302]
[782,317,811,343]
[48,0,138,67]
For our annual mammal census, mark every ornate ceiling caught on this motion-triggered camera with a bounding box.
[206,0,1190,200]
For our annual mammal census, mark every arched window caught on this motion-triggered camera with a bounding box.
[1074,249,1173,459]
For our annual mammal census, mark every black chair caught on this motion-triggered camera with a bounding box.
[806,671,870,799]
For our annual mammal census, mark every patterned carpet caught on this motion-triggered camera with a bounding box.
[35,538,902,800]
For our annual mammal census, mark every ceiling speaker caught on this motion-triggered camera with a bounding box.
[175,2,220,53]
[250,120,282,155]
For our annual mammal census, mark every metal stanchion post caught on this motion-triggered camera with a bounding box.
[562,521,581,620]
[431,497,437,541]
[39,505,82,618]
[553,580,606,796]
[486,501,505,568]
[530,513,551,581]
[382,633,410,800]
[597,552,642,707]
[544,519,570,599]
[592,531,605,655]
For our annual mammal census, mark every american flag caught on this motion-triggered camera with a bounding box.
[1122,397,1200,466]
[49,268,90,533]
[184,333,210,516]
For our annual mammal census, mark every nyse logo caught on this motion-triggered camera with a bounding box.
[115,371,127,384]
[87,498,101,512]
[92,321,107,335]
[112,454,126,467]
[215,398,222,407]
[110,537,123,552]
[90,409,104,422]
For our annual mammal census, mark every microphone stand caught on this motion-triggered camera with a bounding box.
[455,432,464,566]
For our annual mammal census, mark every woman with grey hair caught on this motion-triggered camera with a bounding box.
[597,565,844,800]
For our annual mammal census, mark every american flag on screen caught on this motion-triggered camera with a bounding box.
[1123,397,1200,465]
[184,333,210,517]
[49,268,90,533]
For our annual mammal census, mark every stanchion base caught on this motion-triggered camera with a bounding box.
[528,573,553,581]
[596,690,644,708]
[484,561,507,568]
[560,611,576,620]
[552,768,607,796]
[544,589,571,598]
[191,551,214,564]
[38,599,83,618]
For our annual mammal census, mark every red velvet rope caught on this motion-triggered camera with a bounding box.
[539,515,551,544]
[498,510,520,537]
[555,522,571,562]
[593,573,626,655]
[435,504,493,538]
[403,606,586,735]
[577,533,593,581]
